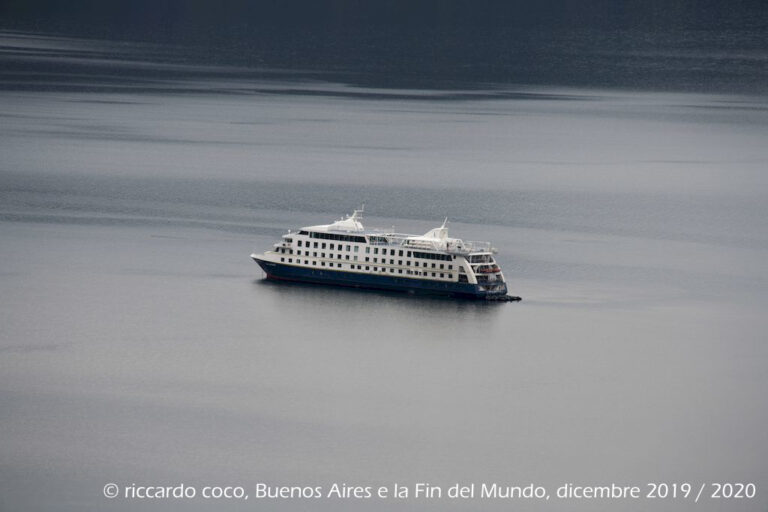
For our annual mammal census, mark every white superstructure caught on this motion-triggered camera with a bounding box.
[251,208,508,296]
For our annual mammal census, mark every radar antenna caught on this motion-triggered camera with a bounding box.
[349,204,365,221]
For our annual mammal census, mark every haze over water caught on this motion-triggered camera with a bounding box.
[1,18,768,512]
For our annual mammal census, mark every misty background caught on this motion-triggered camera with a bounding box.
[2,0,768,93]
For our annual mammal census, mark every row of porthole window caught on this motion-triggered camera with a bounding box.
[284,249,453,270]
[278,257,450,279]
[294,239,454,261]
[297,240,358,252]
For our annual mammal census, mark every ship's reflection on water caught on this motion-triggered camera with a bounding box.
[254,278,511,315]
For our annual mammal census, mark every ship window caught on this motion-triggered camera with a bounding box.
[440,264,444,269]
[330,243,334,250]
[366,266,370,270]
[346,245,351,251]
[354,246,359,252]
[432,272,436,277]
[357,265,361,269]
[432,263,436,268]
[321,253,325,258]
[398,269,403,274]
[365,257,369,262]
[280,257,284,262]
[390,259,394,264]
[354,256,358,261]
[373,267,377,271]
[313,261,317,266]
[374,248,378,255]
[440,273,444,278]
[406,261,410,266]
[338,263,342,268]
[365,247,370,254]
[346,255,350,260]
[399,250,403,256]
[313,252,317,257]
[390,268,394,273]
[398,260,402,265]
[321,243,325,249]
[299,230,308,235]
[298,240,302,247]
[313,242,318,248]
[448,265,452,269]
[321,262,325,266]
[373,258,377,263]
[407,251,411,257]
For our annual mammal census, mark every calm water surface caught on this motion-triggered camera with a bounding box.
[1,33,767,512]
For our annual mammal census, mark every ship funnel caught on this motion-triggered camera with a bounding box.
[423,220,449,240]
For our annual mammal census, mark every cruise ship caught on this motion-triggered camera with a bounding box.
[251,208,509,299]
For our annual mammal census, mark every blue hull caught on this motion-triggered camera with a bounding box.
[253,257,507,299]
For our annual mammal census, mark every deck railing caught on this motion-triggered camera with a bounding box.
[365,233,494,254]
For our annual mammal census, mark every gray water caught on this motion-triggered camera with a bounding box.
[1,31,768,512]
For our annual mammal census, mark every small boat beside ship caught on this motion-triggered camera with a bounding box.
[251,208,517,300]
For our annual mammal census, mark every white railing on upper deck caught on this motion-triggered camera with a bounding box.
[365,232,494,254]
[461,241,494,254]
